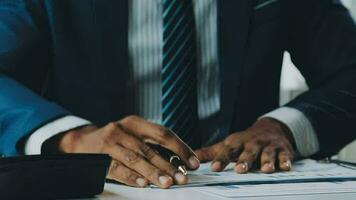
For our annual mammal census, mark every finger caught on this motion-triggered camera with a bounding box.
[116,130,187,184]
[211,142,243,172]
[107,160,149,188]
[106,144,173,189]
[119,116,199,169]
[195,142,223,163]
[235,144,261,173]
[278,150,293,171]
[260,146,277,173]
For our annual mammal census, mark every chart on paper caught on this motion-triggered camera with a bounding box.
[152,159,356,188]
[193,181,356,198]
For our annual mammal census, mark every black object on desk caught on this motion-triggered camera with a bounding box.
[148,144,187,175]
[0,154,111,199]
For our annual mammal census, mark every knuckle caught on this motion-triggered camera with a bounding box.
[279,152,293,161]
[121,115,140,125]
[124,151,140,164]
[125,140,135,149]
[244,142,257,151]
[140,145,156,160]
[242,150,255,157]
[123,171,137,183]
[263,147,275,155]
[280,150,291,157]
[157,127,174,139]
[242,147,259,158]
[274,140,285,147]
[102,127,121,147]
[255,138,268,146]
[265,143,278,151]
[223,138,234,148]
[269,142,280,147]
[101,138,117,153]
[167,164,178,174]
[147,168,161,181]
[104,122,118,137]
[223,135,239,148]
[109,162,131,182]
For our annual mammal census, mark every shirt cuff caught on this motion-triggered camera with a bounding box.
[24,116,91,155]
[262,107,320,157]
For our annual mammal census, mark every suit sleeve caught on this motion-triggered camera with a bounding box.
[0,0,69,156]
[286,0,356,158]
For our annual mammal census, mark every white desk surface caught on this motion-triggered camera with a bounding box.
[88,183,356,200]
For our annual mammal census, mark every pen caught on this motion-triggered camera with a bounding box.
[148,144,187,175]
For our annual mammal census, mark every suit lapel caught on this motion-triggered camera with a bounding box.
[218,0,252,135]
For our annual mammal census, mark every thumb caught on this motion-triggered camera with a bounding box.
[195,142,222,163]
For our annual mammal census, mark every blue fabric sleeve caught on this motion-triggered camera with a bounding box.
[0,75,70,156]
[0,0,70,156]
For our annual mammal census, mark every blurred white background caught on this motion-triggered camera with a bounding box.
[280,0,356,161]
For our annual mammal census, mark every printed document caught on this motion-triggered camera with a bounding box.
[161,159,356,188]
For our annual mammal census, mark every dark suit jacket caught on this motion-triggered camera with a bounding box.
[0,0,355,157]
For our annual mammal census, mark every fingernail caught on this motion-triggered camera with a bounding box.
[136,178,147,187]
[241,162,248,171]
[283,160,292,169]
[261,163,275,172]
[211,161,221,171]
[236,162,249,173]
[189,156,200,168]
[174,172,186,184]
[159,175,172,186]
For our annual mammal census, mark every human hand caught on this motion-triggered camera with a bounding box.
[195,117,295,173]
[57,115,200,188]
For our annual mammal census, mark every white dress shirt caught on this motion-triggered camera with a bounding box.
[25,0,319,157]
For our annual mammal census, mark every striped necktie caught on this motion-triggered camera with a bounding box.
[161,0,200,149]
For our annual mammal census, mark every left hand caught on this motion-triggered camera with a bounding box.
[195,117,296,173]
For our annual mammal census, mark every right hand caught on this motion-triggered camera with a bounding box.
[57,115,200,188]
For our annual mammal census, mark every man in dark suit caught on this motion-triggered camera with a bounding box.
[0,0,355,188]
